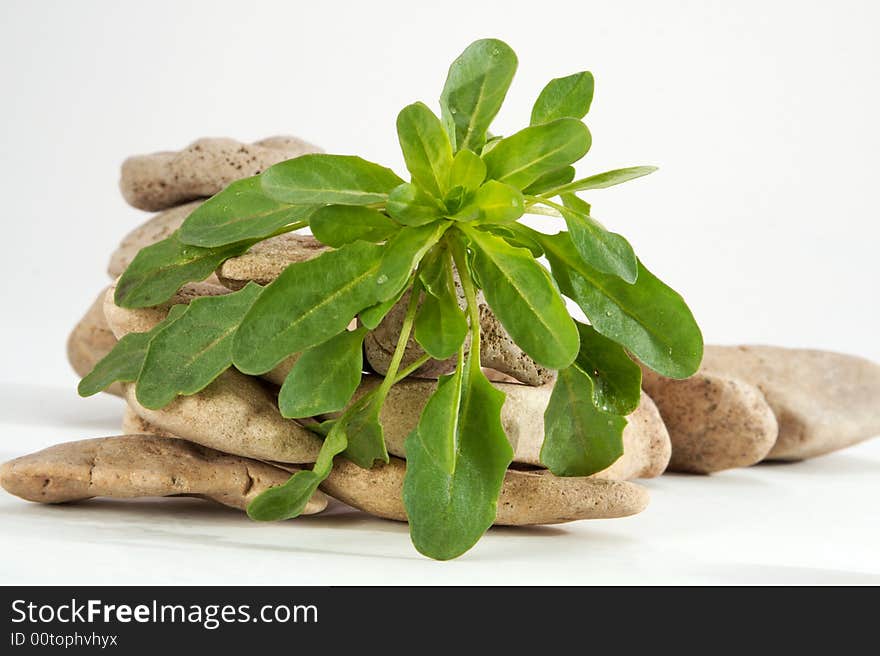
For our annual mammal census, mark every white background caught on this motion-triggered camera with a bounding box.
[1,0,878,584]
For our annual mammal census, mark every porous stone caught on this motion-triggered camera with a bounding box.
[318,456,649,525]
[123,372,323,465]
[216,233,328,290]
[67,288,121,396]
[642,367,779,474]
[107,201,209,279]
[700,345,880,460]
[120,136,322,211]
[0,435,327,514]
[334,376,670,479]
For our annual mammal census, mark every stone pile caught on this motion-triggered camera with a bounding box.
[4,136,880,530]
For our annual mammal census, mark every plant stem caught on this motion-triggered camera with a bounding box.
[375,282,422,405]
[393,354,432,383]
[449,236,481,374]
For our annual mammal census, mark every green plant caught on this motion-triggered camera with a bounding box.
[81,38,703,560]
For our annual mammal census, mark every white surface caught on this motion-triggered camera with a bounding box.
[1,1,879,583]
[1,385,879,585]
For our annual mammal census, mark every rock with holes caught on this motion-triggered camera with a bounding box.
[67,287,121,396]
[338,376,670,479]
[0,435,326,514]
[120,136,322,211]
[216,233,328,290]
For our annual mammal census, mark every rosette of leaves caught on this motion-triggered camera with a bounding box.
[82,38,702,560]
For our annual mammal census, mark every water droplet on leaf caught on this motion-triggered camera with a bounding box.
[376,274,388,285]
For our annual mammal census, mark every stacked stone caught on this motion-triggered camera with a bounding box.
[4,136,880,528]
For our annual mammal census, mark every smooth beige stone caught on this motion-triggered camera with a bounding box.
[700,345,880,460]
[0,436,326,514]
[332,376,669,479]
[67,287,122,396]
[123,372,322,464]
[318,457,649,525]
[216,233,328,290]
[107,201,217,282]
[642,367,778,474]
[119,136,321,211]
[122,406,174,437]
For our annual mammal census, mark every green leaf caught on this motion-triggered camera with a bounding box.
[403,364,512,560]
[574,321,642,415]
[375,223,447,302]
[474,225,543,257]
[340,396,388,468]
[449,149,486,192]
[248,416,348,521]
[561,193,638,284]
[462,226,578,370]
[77,305,187,397]
[537,229,703,378]
[540,364,625,477]
[261,154,404,206]
[522,165,575,195]
[440,38,518,152]
[135,283,263,409]
[309,205,399,247]
[114,232,252,309]
[397,102,454,199]
[530,71,595,125]
[233,241,385,374]
[482,118,591,190]
[542,166,658,197]
[359,278,412,330]
[417,366,465,474]
[278,327,367,418]
[248,392,389,522]
[178,176,314,248]
[414,290,468,360]
[471,180,524,223]
[386,183,445,226]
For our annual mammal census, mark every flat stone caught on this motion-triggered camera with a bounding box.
[318,456,649,525]
[335,376,670,479]
[123,371,322,465]
[67,287,121,396]
[642,367,778,474]
[107,201,209,279]
[123,402,649,525]
[120,136,321,211]
[216,233,328,290]
[701,345,880,460]
[0,435,327,514]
